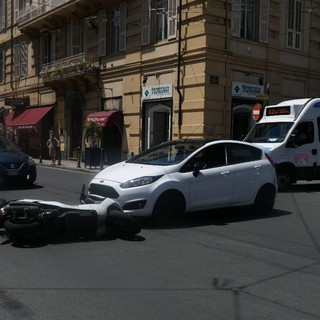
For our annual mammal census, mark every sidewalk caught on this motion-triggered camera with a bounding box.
[35,158,104,173]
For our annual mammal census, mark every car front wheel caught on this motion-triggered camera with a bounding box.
[152,190,185,224]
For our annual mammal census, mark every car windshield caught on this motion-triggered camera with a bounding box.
[244,122,294,143]
[127,140,205,166]
[0,136,20,152]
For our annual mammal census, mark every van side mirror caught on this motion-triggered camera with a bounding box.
[286,134,297,148]
[287,132,308,148]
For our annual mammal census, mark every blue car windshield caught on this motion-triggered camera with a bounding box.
[0,137,20,152]
[127,140,205,166]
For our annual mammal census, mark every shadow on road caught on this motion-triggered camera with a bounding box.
[279,183,320,193]
[0,183,43,191]
[139,207,291,230]
[0,229,145,248]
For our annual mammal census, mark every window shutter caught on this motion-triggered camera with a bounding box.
[98,10,107,57]
[119,2,127,51]
[71,20,82,55]
[231,0,241,37]
[21,42,28,76]
[168,0,177,39]
[50,31,56,61]
[42,33,49,64]
[14,0,19,22]
[0,0,5,30]
[13,44,20,77]
[0,50,5,82]
[259,0,269,43]
[141,0,151,45]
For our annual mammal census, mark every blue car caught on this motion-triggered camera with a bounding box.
[0,136,37,186]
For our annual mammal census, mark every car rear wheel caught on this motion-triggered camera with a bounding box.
[252,184,276,215]
[152,190,185,224]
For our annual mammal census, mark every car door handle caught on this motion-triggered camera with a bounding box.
[221,171,230,176]
[254,165,261,169]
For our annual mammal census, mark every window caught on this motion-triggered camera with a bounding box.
[71,20,83,55]
[0,0,6,30]
[13,42,28,78]
[287,0,302,49]
[14,0,31,23]
[227,144,262,164]
[141,0,177,45]
[231,0,269,43]
[0,49,5,82]
[291,122,314,146]
[98,3,126,56]
[40,31,56,68]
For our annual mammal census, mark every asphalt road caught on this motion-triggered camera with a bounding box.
[0,166,320,320]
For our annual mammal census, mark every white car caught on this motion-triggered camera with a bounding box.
[86,140,278,220]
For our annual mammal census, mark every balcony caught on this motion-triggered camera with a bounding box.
[40,53,99,86]
[17,0,107,34]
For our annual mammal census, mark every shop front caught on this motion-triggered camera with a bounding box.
[231,81,266,140]
[4,105,54,158]
[142,84,173,150]
[84,110,124,165]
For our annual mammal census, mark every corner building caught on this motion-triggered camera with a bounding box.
[0,0,319,161]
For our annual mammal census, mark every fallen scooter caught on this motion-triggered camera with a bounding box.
[0,191,141,242]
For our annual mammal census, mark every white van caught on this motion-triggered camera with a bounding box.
[244,98,320,186]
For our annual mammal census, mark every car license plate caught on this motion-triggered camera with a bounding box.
[7,170,19,176]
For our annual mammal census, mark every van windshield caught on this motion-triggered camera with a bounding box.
[244,122,294,143]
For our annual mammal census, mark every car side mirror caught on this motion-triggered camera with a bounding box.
[193,161,206,177]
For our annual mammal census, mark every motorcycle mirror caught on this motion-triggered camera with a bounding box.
[80,184,86,204]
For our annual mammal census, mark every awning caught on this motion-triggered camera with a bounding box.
[84,110,123,128]
[5,106,53,129]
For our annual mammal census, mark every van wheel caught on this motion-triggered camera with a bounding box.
[252,184,276,215]
[277,170,293,188]
[152,191,185,224]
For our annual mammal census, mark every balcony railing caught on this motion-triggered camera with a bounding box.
[18,0,67,25]
[39,53,99,82]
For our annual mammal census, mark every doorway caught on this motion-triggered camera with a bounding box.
[144,102,172,149]
[232,104,255,140]
[66,91,84,158]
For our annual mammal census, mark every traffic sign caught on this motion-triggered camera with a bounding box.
[252,103,262,121]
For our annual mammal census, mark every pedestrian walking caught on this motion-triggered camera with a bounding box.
[46,130,59,166]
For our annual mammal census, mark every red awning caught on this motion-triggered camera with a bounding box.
[5,106,53,129]
[84,110,123,128]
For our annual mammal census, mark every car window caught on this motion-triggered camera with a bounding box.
[226,144,262,165]
[180,144,226,172]
[127,140,205,166]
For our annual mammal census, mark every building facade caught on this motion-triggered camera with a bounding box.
[0,0,319,162]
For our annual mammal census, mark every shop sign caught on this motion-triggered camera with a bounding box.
[5,97,30,107]
[232,82,264,99]
[142,84,173,100]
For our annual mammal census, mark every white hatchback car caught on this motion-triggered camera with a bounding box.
[86,140,277,220]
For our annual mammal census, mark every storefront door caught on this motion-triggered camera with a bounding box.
[232,104,255,140]
[144,103,171,149]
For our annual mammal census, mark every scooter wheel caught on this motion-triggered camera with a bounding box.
[4,220,42,238]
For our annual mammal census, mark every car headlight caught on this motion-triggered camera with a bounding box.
[120,175,163,189]
[28,157,35,166]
